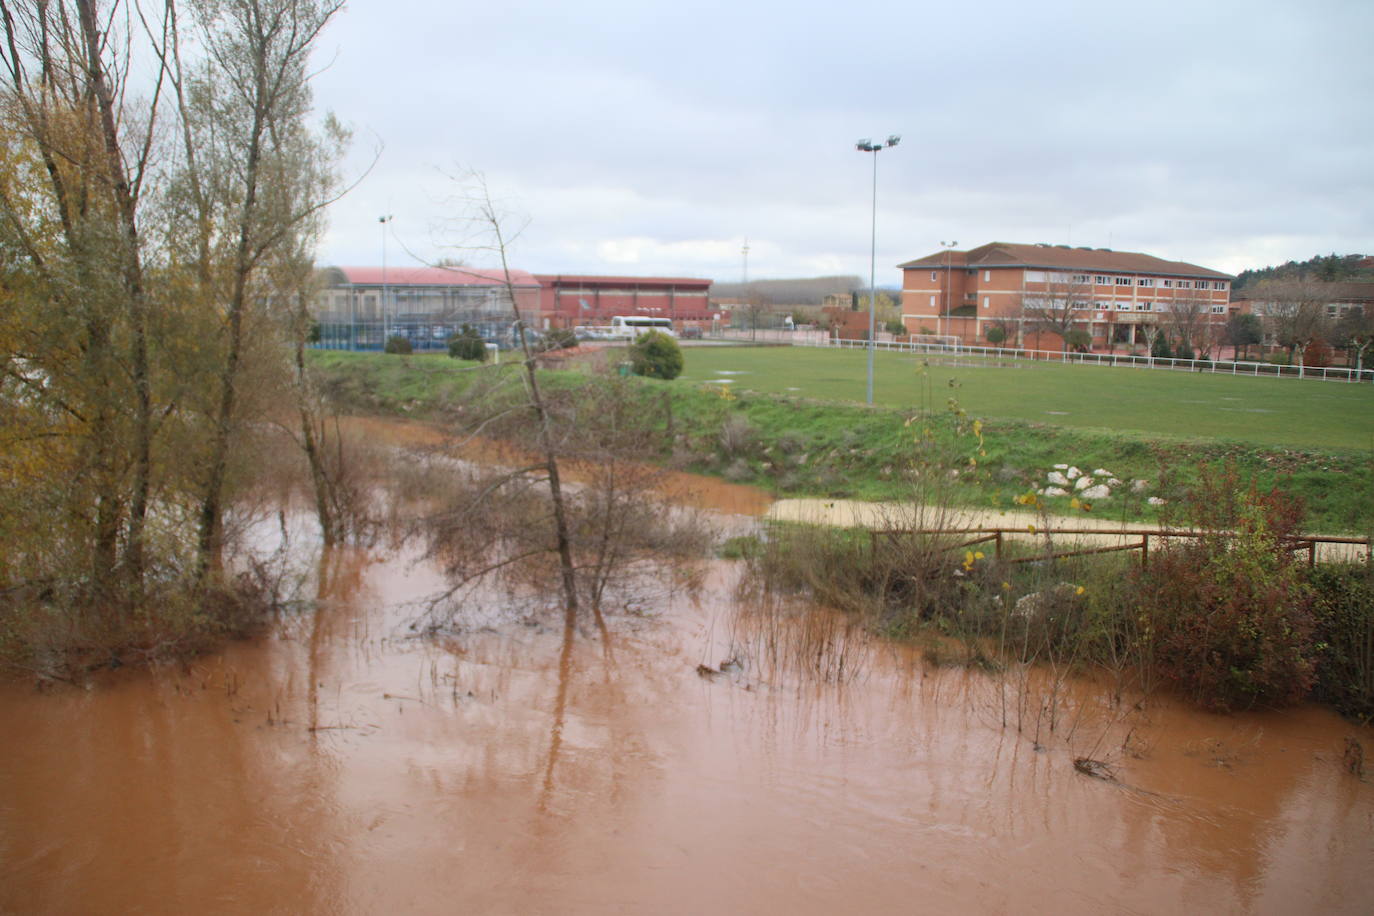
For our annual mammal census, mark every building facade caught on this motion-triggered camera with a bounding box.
[534,274,713,329]
[313,265,543,350]
[898,242,1236,351]
[313,267,713,349]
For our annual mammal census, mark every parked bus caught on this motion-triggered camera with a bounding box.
[607,315,676,340]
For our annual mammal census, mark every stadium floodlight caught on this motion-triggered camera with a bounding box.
[854,134,901,404]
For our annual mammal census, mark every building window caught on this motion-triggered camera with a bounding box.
[1194,280,1206,289]
[1162,279,1174,288]
[984,270,991,281]
[983,296,990,309]
[1136,301,1152,311]
[1211,305,1227,314]
[930,271,937,281]
[1212,281,1227,290]
[1115,277,1132,286]
[1095,276,1110,285]
[930,295,936,308]
[1116,302,1131,311]
[1025,270,1046,282]
[1071,274,1090,284]
[1137,278,1154,287]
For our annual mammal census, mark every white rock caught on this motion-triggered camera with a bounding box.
[1042,486,1069,497]
[1131,479,1150,493]
[1053,463,1069,470]
[1066,466,1082,480]
[1047,471,1069,486]
[1093,468,1113,478]
[1147,496,1167,506]
[1074,475,1093,490]
[1081,485,1111,499]
[1107,478,1122,487]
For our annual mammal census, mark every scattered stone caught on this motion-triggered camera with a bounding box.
[1014,582,1082,620]
[1148,496,1167,506]
[1074,475,1094,491]
[1053,463,1069,470]
[1040,486,1069,497]
[1081,484,1111,499]
[1066,466,1082,480]
[1108,478,1123,487]
[1047,471,1069,486]
[1131,479,1150,493]
[1093,468,1113,478]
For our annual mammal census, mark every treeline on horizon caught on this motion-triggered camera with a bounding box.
[1231,253,1373,290]
[710,275,867,305]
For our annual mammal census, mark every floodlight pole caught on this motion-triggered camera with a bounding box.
[379,214,393,343]
[856,135,899,405]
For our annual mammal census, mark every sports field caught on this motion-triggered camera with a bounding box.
[679,346,1374,451]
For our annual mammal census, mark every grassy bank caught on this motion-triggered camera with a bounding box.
[307,349,1374,534]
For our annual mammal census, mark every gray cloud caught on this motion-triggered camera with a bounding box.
[313,0,1374,281]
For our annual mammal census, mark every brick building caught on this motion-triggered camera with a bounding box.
[533,274,713,329]
[898,242,1236,351]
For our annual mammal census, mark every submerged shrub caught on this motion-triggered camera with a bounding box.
[1139,471,1315,712]
[1309,563,1374,723]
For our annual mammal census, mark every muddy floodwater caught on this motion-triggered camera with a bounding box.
[2,475,1372,914]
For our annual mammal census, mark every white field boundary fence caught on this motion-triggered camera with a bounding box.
[713,329,1374,384]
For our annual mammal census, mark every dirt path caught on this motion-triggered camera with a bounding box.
[766,498,1370,562]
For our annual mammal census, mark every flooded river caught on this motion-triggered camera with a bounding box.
[2,463,1371,914]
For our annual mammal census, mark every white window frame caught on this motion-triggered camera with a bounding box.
[1137,278,1155,287]
[1095,276,1110,285]
[1115,277,1132,287]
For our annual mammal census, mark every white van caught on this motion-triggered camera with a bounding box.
[608,316,676,340]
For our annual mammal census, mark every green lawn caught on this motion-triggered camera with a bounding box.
[679,346,1374,451]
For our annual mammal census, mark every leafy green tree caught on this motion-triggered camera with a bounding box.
[1224,313,1264,360]
[985,324,1007,345]
[447,325,488,361]
[628,330,684,380]
[384,335,413,355]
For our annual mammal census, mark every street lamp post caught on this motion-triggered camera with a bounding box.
[379,214,393,344]
[856,135,900,405]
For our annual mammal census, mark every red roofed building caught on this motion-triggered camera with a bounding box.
[533,274,713,329]
[898,242,1236,351]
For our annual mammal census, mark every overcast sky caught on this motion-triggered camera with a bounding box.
[310,0,1373,284]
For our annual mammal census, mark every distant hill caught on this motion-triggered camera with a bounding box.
[711,275,865,305]
[1234,253,1374,290]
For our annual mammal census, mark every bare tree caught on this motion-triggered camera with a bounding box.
[1333,305,1374,377]
[412,174,713,633]
[1165,291,1216,359]
[1016,273,1094,352]
[153,0,346,582]
[0,0,165,599]
[1253,279,1330,372]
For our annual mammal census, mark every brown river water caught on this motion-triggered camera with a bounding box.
[2,437,1371,914]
